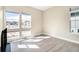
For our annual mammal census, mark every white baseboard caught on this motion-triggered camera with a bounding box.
[43,33,79,44]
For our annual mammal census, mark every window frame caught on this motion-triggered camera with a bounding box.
[70,8,79,33]
[4,10,31,39]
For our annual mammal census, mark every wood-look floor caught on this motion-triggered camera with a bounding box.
[10,35,79,52]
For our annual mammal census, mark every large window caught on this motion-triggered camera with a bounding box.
[5,11,31,40]
[5,11,20,40]
[70,9,79,33]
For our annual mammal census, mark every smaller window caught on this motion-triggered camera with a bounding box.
[70,8,79,33]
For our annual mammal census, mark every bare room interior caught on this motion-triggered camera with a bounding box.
[0,6,79,52]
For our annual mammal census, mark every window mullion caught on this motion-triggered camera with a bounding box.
[19,13,22,37]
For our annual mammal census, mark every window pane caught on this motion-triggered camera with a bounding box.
[70,17,76,20]
[70,9,79,33]
[76,16,79,20]
[71,20,76,28]
[71,28,76,32]
[7,32,20,42]
[76,12,79,16]
[71,13,75,17]
[21,14,31,29]
[21,14,31,37]
[76,28,79,33]
[5,11,20,29]
[22,31,31,37]
[76,21,79,28]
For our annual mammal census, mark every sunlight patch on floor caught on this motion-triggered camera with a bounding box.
[18,44,27,48]
[24,39,43,42]
[18,44,40,49]
[27,44,40,49]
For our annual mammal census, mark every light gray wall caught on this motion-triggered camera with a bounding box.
[43,6,79,43]
[43,6,70,35]
[4,6,43,36]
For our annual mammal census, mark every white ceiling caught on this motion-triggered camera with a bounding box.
[31,6,52,11]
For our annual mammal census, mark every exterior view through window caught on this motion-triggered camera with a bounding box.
[70,8,79,33]
[5,11,31,41]
[21,13,31,37]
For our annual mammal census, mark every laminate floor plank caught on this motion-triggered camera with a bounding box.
[10,35,79,52]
